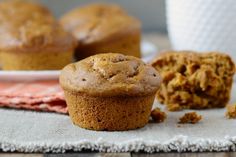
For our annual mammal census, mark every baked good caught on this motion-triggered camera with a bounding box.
[60,4,141,60]
[226,104,236,119]
[150,107,167,123]
[60,53,161,131]
[151,51,235,111]
[178,112,202,124]
[0,0,77,70]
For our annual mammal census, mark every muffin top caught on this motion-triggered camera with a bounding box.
[60,53,162,97]
[60,4,141,46]
[0,0,76,53]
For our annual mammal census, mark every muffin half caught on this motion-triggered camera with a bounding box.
[60,4,141,60]
[0,0,77,70]
[60,53,161,131]
[151,51,235,111]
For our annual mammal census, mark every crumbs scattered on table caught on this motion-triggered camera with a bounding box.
[151,107,167,123]
[178,112,202,124]
[226,104,236,119]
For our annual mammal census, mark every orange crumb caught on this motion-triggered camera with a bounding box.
[151,107,167,123]
[179,112,202,124]
[226,104,236,119]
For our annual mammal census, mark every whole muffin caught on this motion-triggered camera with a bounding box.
[0,0,77,70]
[60,53,161,131]
[151,51,235,111]
[60,4,141,60]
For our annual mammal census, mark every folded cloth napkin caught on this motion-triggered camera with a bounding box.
[0,80,67,114]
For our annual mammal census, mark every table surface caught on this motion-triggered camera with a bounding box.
[0,32,235,157]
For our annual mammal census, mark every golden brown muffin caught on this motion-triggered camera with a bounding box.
[60,4,141,60]
[0,0,77,70]
[151,51,235,111]
[60,53,161,131]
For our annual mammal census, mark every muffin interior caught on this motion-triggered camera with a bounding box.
[152,51,235,111]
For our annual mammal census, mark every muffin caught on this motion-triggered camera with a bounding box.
[60,4,141,60]
[151,51,235,111]
[0,0,77,70]
[60,53,161,131]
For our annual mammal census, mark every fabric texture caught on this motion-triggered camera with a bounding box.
[0,82,236,153]
[0,106,235,153]
[0,81,67,114]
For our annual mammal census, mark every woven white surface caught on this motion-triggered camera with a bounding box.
[0,84,236,153]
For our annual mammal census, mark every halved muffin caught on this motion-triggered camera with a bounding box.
[151,51,235,111]
[0,0,77,70]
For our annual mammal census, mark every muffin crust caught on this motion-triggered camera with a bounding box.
[60,53,161,97]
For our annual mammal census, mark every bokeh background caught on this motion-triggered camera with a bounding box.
[37,0,166,32]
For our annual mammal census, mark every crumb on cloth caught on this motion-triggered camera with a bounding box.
[151,107,167,123]
[226,104,236,119]
[178,112,202,124]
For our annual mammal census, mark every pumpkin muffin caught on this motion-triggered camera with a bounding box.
[60,4,141,60]
[60,53,161,131]
[151,51,235,111]
[0,0,77,70]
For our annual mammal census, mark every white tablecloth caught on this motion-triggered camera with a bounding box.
[0,84,236,153]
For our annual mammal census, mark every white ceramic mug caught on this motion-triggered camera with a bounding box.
[166,0,236,60]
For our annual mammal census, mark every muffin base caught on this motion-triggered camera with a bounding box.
[1,51,73,70]
[64,91,155,131]
[75,33,141,60]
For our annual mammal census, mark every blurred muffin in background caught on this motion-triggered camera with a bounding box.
[60,3,141,60]
[0,0,77,70]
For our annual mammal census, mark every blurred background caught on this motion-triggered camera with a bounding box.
[1,0,234,58]
[38,0,166,33]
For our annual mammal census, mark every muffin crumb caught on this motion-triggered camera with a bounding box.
[151,107,167,123]
[178,112,202,124]
[226,104,236,119]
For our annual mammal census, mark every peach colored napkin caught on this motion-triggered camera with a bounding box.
[0,80,67,114]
